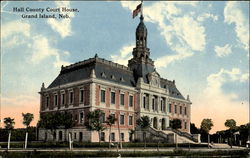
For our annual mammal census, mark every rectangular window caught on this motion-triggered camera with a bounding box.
[61,93,65,105]
[121,133,124,141]
[143,96,146,109]
[74,133,77,139]
[80,112,84,123]
[120,94,124,105]
[100,132,105,141]
[129,95,133,107]
[175,105,177,114]
[152,98,155,111]
[111,133,115,141]
[129,115,133,125]
[184,121,187,129]
[100,113,105,123]
[54,94,58,106]
[111,92,115,104]
[180,106,182,114]
[184,107,187,115]
[160,99,163,111]
[69,91,74,104]
[80,89,84,103]
[74,114,78,121]
[169,104,171,113]
[120,114,125,125]
[46,96,49,108]
[101,90,105,103]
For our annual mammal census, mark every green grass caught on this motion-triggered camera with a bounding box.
[0,141,208,148]
[0,149,249,157]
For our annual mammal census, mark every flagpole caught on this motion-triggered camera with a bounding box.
[141,0,143,17]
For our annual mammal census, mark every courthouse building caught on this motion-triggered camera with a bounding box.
[39,15,192,142]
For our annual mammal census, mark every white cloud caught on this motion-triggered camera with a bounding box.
[110,44,134,66]
[30,35,70,68]
[121,2,206,68]
[224,2,249,51]
[171,16,206,51]
[214,44,232,57]
[1,20,30,39]
[197,13,218,22]
[155,46,193,68]
[47,2,74,38]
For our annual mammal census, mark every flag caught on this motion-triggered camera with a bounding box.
[132,3,142,18]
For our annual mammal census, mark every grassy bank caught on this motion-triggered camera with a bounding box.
[0,149,249,157]
[0,142,208,148]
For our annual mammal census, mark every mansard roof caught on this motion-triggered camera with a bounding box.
[47,55,186,100]
[160,78,185,100]
[48,56,136,89]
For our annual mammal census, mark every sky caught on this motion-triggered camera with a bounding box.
[1,1,249,133]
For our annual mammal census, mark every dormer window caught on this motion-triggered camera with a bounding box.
[120,77,125,82]
[101,72,106,78]
[111,75,115,80]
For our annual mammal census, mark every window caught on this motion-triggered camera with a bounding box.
[184,121,187,129]
[121,133,124,141]
[111,92,115,104]
[59,131,63,140]
[184,107,187,115]
[46,96,49,108]
[100,113,105,123]
[129,115,133,125]
[169,104,171,113]
[80,89,84,103]
[101,90,105,103]
[69,91,74,104]
[143,96,146,109]
[152,98,155,111]
[100,132,105,141]
[120,94,124,105]
[74,133,77,139]
[111,133,115,141]
[61,93,65,105]
[160,99,163,111]
[120,114,125,125]
[174,105,177,113]
[74,114,78,122]
[80,112,84,123]
[54,94,58,106]
[161,98,166,112]
[180,106,182,114]
[129,132,133,142]
[129,95,133,107]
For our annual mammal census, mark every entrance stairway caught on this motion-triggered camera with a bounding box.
[146,127,198,143]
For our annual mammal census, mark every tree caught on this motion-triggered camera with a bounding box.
[190,123,200,134]
[170,119,182,149]
[22,113,34,149]
[137,116,151,149]
[4,117,15,149]
[38,112,73,141]
[106,114,116,148]
[225,119,236,148]
[170,119,182,129]
[85,109,106,144]
[200,118,214,148]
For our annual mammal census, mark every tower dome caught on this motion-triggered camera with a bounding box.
[136,15,147,47]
